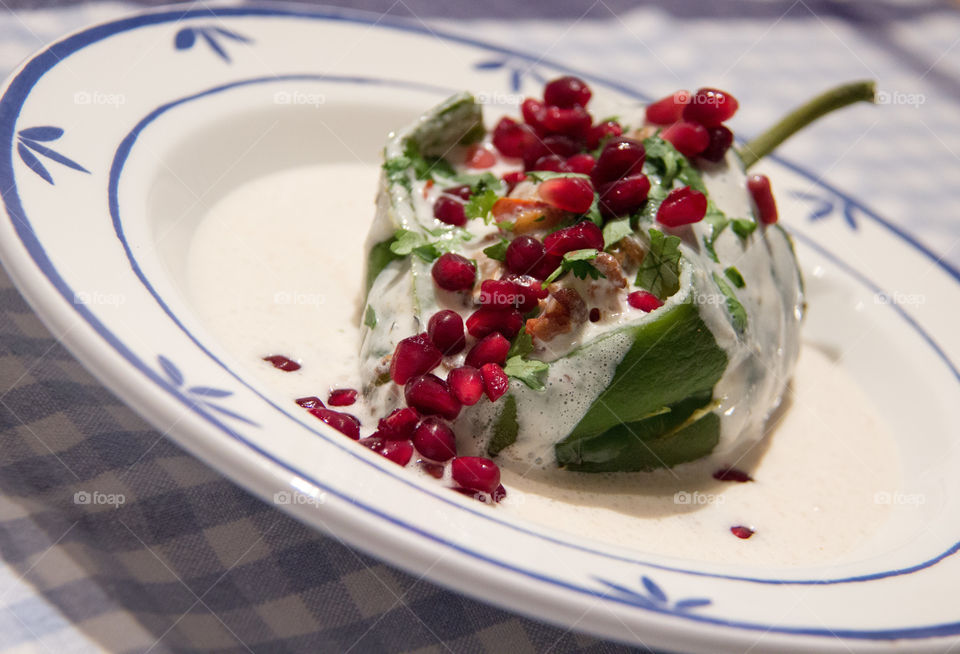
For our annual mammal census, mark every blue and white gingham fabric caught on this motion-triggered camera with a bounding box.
[0,2,958,652]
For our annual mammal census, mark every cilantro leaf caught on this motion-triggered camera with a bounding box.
[465,188,499,222]
[508,330,534,359]
[636,229,682,299]
[638,183,669,224]
[524,171,591,183]
[483,238,510,261]
[488,394,518,456]
[642,135,684,187]
[724,266,746,289]
[404,140,455,181]
[363,305,377,328]
[712,272,748,333]
[542,248,605,285]
[389,228,470,262]
[602,218,633,250]
[503,356,549,391]
[702,205,730,263]
[382,155,413,191]
[731,218,758,240]
[452,171,502,194]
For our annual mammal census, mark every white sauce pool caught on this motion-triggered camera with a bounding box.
[186,164,901,567]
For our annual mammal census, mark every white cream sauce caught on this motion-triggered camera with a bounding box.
[186,164,900,566]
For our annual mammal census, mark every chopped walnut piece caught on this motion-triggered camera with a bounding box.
[592,252,627,289]
[611,235,646,266]
[525,287,588,342]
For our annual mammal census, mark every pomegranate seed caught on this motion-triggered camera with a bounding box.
[499,273,548,312]
[442,185,473,201]
[432,253,476,291]
[747,174,778,224]
[480,363,510,401]
[598,174,651,218]
[627,290,664,312]
[505,235,545,276]
[451,456,501,493]
[542,105,591,137]
[390,333,442,385]
[327,388,357,406]
[591,137,646,186]
[359,435,384,451]
[466,307,523,340]
[419,460,445,479]
[479,279,525,309]
[263,355,300,371]
[295,396,323,409]
[657,186,707,227]
[465,332,511,369]
[378,407,420,440]
[530,154,570,173]
[544,221,604,256]
[645,90,691,125]
[492,117,538,158]
[714,467,753,483]
[521,140,550,171]
[413,416,457,461]
[522,97,547,132]
[542,135,582,157]
[466,144,496,169]
[730,525,755,539]
[544,75,592,108]
[566,153,596,175]
[380,439,414,466]
[433,195,467,227]
[683,88,739,127]
[448,365,486,405]
[309,407,360,439]
[492,484,508,503]
[427,310,466,355]
[589,308,600,322]
[586,120,623,149]
[699,126,734,163]
[538,177,595,214]
[662,121,709,157]
[404,374,462,420]
[503,171,528,193]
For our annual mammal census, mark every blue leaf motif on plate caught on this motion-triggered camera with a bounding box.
[473,56,545,92]
[595,575,712,614]
[16,127,90,185]
[155,356,257,426]
[791,190,858,231]
[174,25,252,63]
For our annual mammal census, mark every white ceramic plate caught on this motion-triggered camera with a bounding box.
[2,5,959,652]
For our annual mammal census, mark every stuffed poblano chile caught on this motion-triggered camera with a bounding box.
[357,77,875,491]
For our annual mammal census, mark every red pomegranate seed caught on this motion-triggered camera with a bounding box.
[542,105,591,137]
[442,185,473,201]
[465,332,511,369]
[466,307,523,340]
[543,135,582,157]
[662,121,710,157]
[505,235,545,276]
[730,525,755,540]
[589,308,600,322]
[309,407,360,439]
[544,221,604,256]
[502,171,528,193]
[714,467,753,483]
[492,484,507,503]
[413,416,458,461]
[645,90,691,125]
[466,144,496,169]
[480,363,509,401]
[379,439,414,466]
[492,117,539,158]
[586,120,623,149]
[419,460,445,479]
[566,153,596,175]
[627,290,663,312]
[390,333,442,384]
[295,396,323,409]
[544,75,592,108]
[263,355,300,371]
[598,174,651,218]
[522,97,547,132]
[448,365,485,405]
[521,139,550,171]
[433,195,467,227]
[404,374,462,420]
[451,456,501,493]
[538,177,595,214]
[500,273,548,312]
[591,137,646,186]
[427,310,466,355]
[327,388,357,406]
[378,407,420,440]
[748,174,778,224]
[530,154,570,173]
[359,435,384,451]
[683,88,739,127]
[432,253,476,291]
[699,126,734,163]
[479,279,525,309]
[657,186,707,227]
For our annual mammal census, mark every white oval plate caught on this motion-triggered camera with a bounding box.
[2,5,959,652]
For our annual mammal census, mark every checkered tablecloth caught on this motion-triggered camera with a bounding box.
[1,1,958,652]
